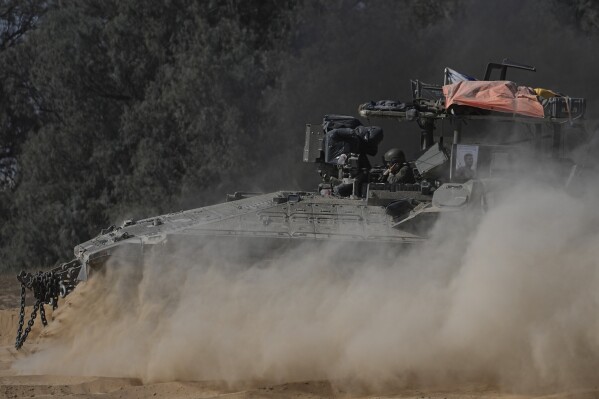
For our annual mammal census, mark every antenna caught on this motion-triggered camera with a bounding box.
[484,58,536,80]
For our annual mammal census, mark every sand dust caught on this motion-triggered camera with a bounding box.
[1,175,599,398]
[1,258,597,398]
[0,299,595,399]
[0,232,598,397]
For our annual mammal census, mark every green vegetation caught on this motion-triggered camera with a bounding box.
[0,0,597,271]
[0,0,298,269]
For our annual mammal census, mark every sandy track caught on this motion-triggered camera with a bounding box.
[1,276,599,399]
[0,308,597,399]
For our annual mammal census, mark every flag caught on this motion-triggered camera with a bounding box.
[444,67,476,85]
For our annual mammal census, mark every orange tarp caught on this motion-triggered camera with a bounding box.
[443,81,545,118]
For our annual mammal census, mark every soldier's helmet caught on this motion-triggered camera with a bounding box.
[383,148,405,164]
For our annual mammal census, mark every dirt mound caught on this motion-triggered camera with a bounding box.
[0,275,23,311]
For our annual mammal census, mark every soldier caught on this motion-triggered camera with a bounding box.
[381,148,415,184]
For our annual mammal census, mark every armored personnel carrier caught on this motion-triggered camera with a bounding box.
[14,60,589,348]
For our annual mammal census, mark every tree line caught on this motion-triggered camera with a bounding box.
[0,0,597,271]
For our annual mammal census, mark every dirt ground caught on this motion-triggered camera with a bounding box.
[0,274,598,399]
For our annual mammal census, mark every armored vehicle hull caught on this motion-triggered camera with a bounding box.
[75,190,426,280]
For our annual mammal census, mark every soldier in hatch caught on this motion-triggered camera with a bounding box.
[381,148,415,184]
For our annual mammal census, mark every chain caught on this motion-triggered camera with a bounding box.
[40,303,47,327]
[14,260,82,350]
[15,300,40,349]
[15,284,26,349]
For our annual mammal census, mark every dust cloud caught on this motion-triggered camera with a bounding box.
[6,0,599,393]
[12,160,599,393]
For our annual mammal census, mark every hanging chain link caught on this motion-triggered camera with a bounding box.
[15,299,40,349]
[40,303,47,327]
[15,284,26,348]
[15,260,82,350]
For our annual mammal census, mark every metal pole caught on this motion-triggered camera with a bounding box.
[450,119,462,181]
